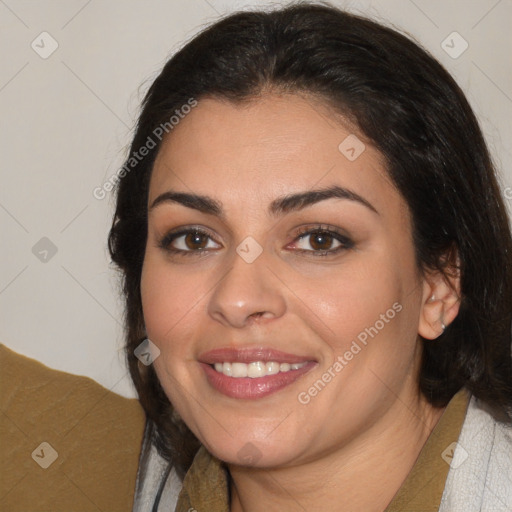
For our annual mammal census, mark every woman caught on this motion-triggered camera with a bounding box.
[108,3,512,511]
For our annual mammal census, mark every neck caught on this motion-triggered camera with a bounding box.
[228,394,445,512]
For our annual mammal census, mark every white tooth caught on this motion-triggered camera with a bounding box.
[248,361,265,378]
[231,362,248,378]
[216,360,307,377]
[266,362,280,375]
[223,362,232,377]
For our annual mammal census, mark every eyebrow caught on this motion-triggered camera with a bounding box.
[150,191,223,216]
[269,186,378,215]
[149,185,378,217]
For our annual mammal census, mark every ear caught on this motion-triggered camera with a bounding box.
[418,256,461,340]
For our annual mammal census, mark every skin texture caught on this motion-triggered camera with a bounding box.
[140,94,461,511]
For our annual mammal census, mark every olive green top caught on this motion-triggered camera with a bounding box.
[176,390,469,512]
[0,344,145,512]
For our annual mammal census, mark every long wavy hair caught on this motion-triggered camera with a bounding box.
[108,2,512,477]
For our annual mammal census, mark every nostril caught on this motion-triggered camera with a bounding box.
[247,311,268,322]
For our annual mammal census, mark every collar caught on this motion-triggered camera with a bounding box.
[175,389,469,512]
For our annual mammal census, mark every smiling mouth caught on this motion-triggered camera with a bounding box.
[199,347,316,399]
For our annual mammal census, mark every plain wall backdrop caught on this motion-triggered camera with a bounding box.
[1,0,511,398]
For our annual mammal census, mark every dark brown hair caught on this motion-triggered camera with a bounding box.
[108,2,512,477]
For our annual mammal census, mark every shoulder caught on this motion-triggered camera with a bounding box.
[439,394,512,512]
[0,344,146,512]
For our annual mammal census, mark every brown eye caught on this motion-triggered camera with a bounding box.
[308,231,335,251]
[159,228,221,254]
[289,227,354,256]
[184,232,209,250]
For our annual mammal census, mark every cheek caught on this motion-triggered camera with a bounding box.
[291,256,407,354]
[291,257,420,421]
[140,254,203,354]
[140,255,205,415]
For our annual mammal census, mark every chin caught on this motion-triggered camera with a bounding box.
[195,423,308,469]
[212,443,301,469]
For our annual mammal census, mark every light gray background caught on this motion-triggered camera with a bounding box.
[1,0,511,398]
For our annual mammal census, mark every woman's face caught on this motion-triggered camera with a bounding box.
[141,93,431,468]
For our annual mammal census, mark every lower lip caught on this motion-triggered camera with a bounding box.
[201,362,316,399]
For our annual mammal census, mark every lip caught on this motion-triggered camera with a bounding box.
[199,348,315,365]
[198,348,317,399]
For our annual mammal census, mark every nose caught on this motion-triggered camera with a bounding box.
[207,249,287,329]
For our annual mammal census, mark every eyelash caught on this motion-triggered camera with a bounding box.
[289,224,354,256]
[157,227,217,257]
[157,224,354,257]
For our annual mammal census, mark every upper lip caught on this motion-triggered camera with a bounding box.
[199,348,316,365]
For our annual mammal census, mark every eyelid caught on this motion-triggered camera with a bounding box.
[286,224,355,255]
[157,225,222,253]
[293,224,353,243]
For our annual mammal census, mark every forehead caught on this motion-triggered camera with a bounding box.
[149,94,401,216]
